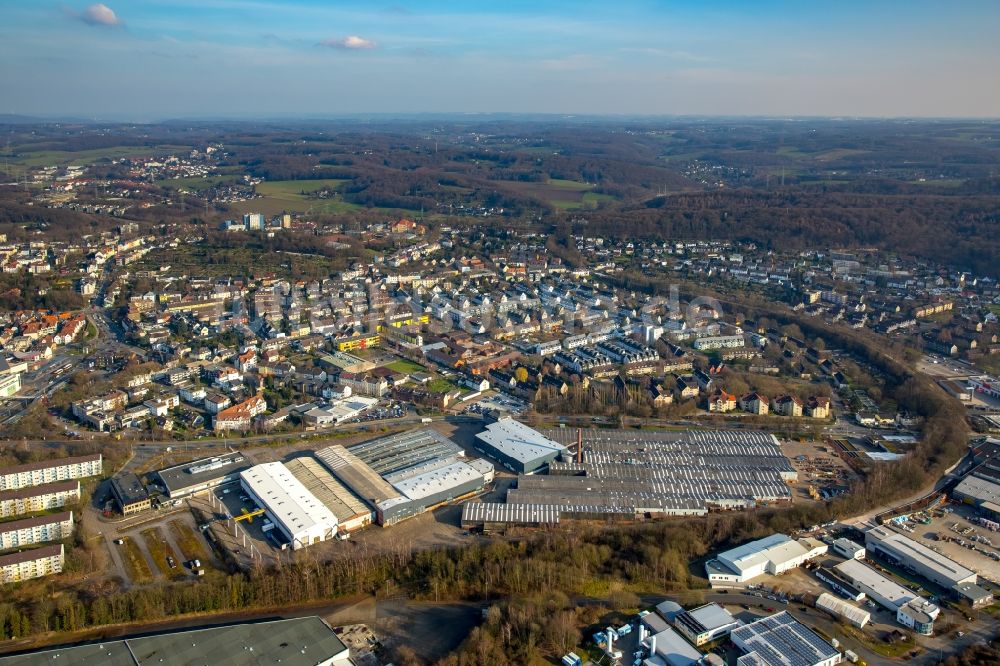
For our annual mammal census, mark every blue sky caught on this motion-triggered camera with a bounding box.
[1,1,998,119]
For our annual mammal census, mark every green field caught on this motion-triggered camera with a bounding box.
[7,145,190,168]
[546,178,594,191]
[552,192,616,210]
[386,359,428,374]
[502,177,618,210]
[427,378,461,394]
[231,178,360,216]
[256,179,351,196]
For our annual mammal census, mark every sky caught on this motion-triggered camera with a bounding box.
[1,0,999,120]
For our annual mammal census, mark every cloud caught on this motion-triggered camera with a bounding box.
[321,35,377,50]
[80,3,122,27]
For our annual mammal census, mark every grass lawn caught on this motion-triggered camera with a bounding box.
[427,378,460,394]
[386,359,427,374]
[120,536,153,584]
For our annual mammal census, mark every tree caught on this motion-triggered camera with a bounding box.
[514,367,529,383]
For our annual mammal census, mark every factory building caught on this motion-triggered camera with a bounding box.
[832,537,865,560]
[952,470,1000,510]
[314,429,494,527]
[349,428,464,476]
[952,582,994,609]
[463,428,798,528]
[815,567,866,602]
[0,480,80,519]
[643,625,704,666]
[865,525,977,588]
[0,511,74,550]
[0,454,102,491]
[0,544,65,584]
[387,459,492,512]
[240,463,338,549]
[315,444,413,526]
[154,452,251,498]
[705,533,828,585]
[815,593,870,628]
[284,457,374,533]
[110,473,151,516]
[474,417,567,474]
[0,615,351,666]
[834,559,939,635]
[730,612,841,666]
[672,603,741,646]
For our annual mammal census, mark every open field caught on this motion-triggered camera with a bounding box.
[501,178,617,209]
[552,191,617,210]
[229,178,361,216]
[385,359,427,374]
[119,536,153,584]
[7,145,191,168]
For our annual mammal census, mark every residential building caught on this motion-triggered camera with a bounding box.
[0,511,74,549]
[0,481,80,519]
[0,544,65,584]
[0,454,102,491]
[213,394,267,432]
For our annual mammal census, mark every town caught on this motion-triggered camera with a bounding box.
[0,111,998,666]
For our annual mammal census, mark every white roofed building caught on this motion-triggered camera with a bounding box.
[706,533,827,585]
[474,417,566,474]
[240,463,338,549]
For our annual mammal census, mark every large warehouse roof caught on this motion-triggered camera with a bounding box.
[732,611,839,666]
[348,428,463,476]
[954,473,1000,505]
[390,460,486,502]
[718,534,802,574]
[240,463,337,537]
[866,526,976,586]
[834,559,915,608]
[314,444,407,510]
[284,457,371,524]
[461,502,561,525]
[0,616,350,666]
[476,418,566,465]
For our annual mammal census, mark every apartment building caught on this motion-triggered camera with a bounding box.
[0,454,102,491]
[0,511,74,549]
[0,544,65,584]
[0,480,80,518]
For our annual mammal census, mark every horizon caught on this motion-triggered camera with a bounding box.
[2,1,1000,120]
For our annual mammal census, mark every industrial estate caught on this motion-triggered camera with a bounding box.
[0,29,999,662]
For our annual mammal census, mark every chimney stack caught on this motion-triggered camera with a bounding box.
[576,428,583,464]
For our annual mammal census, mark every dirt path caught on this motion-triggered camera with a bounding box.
[101,532,131,585]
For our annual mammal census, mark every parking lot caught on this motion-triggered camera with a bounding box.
[887,502,1000,585]
[462,392,528,416]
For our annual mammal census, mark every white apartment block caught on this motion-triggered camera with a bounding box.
[0,481,80,519]
[0,544,65,584]
[0,511,74,549]
[0,454,102,491]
